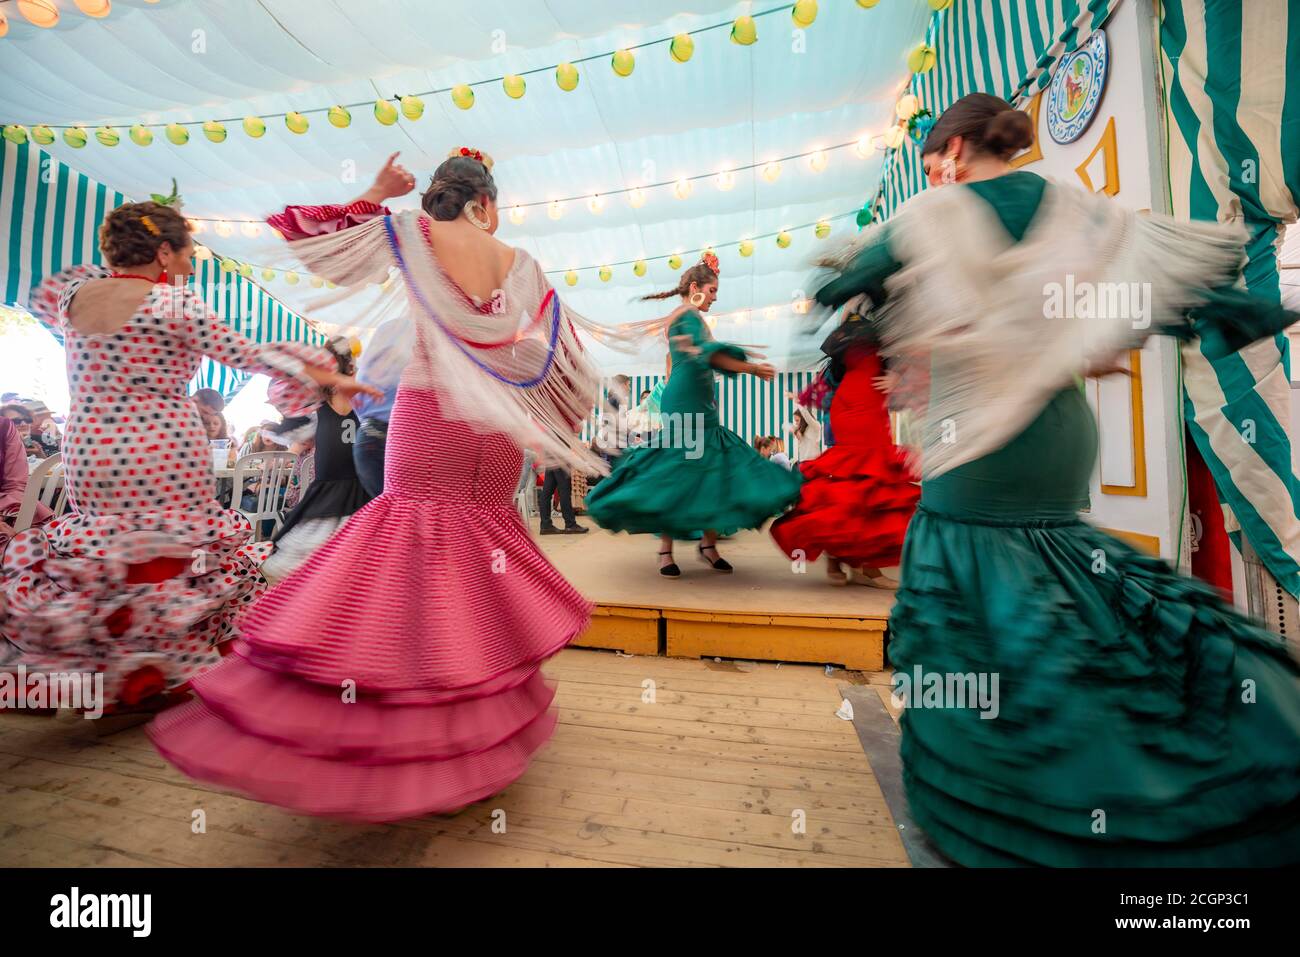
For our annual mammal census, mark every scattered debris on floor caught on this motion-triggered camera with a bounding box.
[835,698,855,721]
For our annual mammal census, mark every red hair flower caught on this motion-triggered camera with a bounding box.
[701,251,720,274]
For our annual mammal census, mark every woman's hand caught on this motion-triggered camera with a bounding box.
[361,152,417,204]
[873,371,900,394]
[749,362,776,382]
[326,373,384,402]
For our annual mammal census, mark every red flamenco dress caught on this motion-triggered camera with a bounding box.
[771,338,919,569]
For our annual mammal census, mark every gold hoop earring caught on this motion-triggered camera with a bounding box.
[463,201,491,231]
[690,291,706,308]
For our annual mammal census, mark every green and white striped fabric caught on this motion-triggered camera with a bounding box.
[1160,0,1300,596]
[0,140,322,399]
[875,0,1120,220]
[582,371,824,457]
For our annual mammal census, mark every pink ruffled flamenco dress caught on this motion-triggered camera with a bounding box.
[148,201,592,821]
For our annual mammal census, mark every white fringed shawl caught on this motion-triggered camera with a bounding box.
[262,210,646,474]
[856,181,1247,478]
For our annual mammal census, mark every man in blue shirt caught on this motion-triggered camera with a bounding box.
[351,319,410,497]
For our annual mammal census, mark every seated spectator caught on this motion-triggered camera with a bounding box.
[0,417,52,543]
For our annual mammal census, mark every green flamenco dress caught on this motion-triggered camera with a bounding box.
[818,171,1300,867]
[586,309,802,539]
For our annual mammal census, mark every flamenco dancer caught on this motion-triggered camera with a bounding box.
[809,93,1300,865]
[585,254,802,576]
[770,307,919,587]
[262,336,374,581]
[0,199,368,713]
[149,149,624,821]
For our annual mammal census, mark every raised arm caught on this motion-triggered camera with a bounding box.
[671,309,774,381]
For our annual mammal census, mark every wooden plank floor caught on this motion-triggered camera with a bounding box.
[539,529,897,619]
[0,649,907,868]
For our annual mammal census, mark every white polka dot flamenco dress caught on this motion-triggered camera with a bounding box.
[0,265,330,709]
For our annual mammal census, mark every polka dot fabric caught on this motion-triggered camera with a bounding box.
[1,265,333,705]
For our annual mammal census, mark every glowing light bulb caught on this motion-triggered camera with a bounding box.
[628,188,647,209]
[673,177,693,200]
[214,221,234,238]
[896,94,919,119]
[241,222,262,238]
[765,307,779,321]
[761,161,782,183]
[855,134,874,158]
[192,245,212,261]
[587,194,606,214]
[189,220,205,234]
[715,169,736,191]
[508,205,526,225]
[884,125,906,149]
[808,150,828,173]
[547,200,564,220]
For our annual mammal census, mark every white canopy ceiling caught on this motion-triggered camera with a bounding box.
[0,0,932,370]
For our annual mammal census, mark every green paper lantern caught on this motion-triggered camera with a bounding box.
[243,116,266,138]
[792,0,818,27]
[95,126,120,147]
[165,123,189,145]
[556,62,579,91]
[261,268,276,281]
[668,254,682,270]
[129,124,153,146]
[202,120,227,143]
[738,240,754,257]
[815,220,831,239]
[239,263,253,279]
[310,276,324,288]
[857,0,881,7]
[31,125,55,146]
[670,33,694,63]
[328,105,352,128]
[2,125,28,146]
[776,230,792,249]
[929,0,954,9]
[633,260,647,277]
[219,257,237,273]
[503,75,525,99]
[731,16,757,45]
[63,127,88,148]
[599,266,612,282]
[564,270,579,287]
[855,204,874,228]
[373,99,398,126]
[285,111,309,134]
[285,270,300,285]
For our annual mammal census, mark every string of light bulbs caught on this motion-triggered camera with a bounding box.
[185,135,887,232]
[192,209,856,289]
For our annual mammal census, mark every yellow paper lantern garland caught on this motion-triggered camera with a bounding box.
[15,5,852,138]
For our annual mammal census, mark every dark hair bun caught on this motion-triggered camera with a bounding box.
[99,201,191,268]
[421,155,498,222]
[983,109,1035,157]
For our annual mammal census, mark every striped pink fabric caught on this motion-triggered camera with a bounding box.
[149,386,591,821]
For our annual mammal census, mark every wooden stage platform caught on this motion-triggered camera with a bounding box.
[0,650,910,867]
[538,529,896,672]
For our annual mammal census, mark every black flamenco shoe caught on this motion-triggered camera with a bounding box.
[697,543,733,573]
[658,550,681,578]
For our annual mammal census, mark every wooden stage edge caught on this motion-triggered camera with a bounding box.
[538,529,894,672]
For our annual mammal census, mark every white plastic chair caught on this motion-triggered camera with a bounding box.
[231,451,297,541]
[13,452,66,533]
[514,452,539,523]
